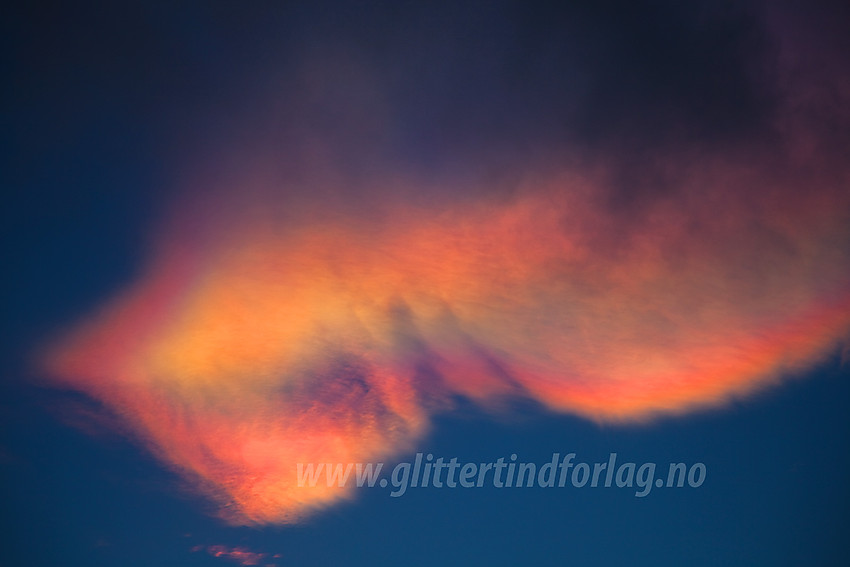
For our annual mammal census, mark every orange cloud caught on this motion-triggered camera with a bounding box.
[40,143,850,524]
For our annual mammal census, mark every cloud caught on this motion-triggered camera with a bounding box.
[40,145,850,523]
[193,544,279,567]
[38,1,850,525]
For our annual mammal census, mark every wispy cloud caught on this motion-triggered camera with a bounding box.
[193,544,280,567]
[39,2,850,525]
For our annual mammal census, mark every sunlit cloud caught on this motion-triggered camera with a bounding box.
[39,4,850,525]
[192,544,280,567]
[41,143,850,523]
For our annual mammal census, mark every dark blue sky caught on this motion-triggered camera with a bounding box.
[3,1,849,565]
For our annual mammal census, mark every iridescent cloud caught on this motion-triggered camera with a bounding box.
[39,4,850,525]
[41,142,850,524]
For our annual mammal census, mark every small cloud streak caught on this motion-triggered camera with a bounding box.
[193,544,279,567]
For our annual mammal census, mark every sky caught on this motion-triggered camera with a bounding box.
[2,0,850,565]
